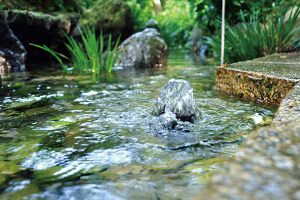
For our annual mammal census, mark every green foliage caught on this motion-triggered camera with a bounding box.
[125,0,195,48]
[125,0,152,31]
[31,24,122,77]
[0,4,7,9]
[206,6,300,64]
[2,0,94,12]
[154,0,196,48]
[189,0,298,34]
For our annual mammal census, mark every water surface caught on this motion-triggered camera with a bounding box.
[0,51,276,200]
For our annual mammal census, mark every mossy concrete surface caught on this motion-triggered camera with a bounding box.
[197,53,300,199]
[216,53,300,104]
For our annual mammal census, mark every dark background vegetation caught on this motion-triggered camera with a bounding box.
[1,0,299,63]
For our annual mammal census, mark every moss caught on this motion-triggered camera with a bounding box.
[82,0,133,38]
[7,140,41,162]
[100,164,145,180]
[25,107,55,117]
[0,174,6,184]
[33,166,65,183]
[7,97,48,111]
[184,157,228,173]
[216,67,298,104]
[0,160,21,175]
[84,0,128,29]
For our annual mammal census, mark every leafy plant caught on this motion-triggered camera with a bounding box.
[206,5,300,64]
[31,24,122,77]
[189,0,298,35]
[154,0,196,48]
[125,0,152,31]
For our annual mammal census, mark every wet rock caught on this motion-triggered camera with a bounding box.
[155,79,198,122]
[0,55,11,75]
[4,10,74,64]
[117,28,168,68]
[0,10,26,70]
[83,0,133,40]
[150,112,178,134]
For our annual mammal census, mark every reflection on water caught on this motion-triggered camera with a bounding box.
[0,51,276,199]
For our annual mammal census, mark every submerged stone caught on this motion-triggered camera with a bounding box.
[155,79,198,122]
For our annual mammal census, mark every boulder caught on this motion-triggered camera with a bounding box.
[0,10,26,70]
[117,28,168,68]
[4,10,75,64]
[83,0,134,40]
[155,79,199,122]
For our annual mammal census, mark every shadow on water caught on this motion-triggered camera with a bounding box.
[0,51,276,200]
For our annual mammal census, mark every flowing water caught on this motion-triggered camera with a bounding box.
[0,52,276,200]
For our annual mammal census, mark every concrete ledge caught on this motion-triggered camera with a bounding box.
[198,53,300,200]
[216,53,300,104]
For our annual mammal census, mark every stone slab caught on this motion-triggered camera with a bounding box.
[216,53,300,104]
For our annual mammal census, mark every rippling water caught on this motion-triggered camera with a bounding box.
[0,51,276,199]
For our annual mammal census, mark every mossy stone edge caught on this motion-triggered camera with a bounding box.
[198,53,300,199]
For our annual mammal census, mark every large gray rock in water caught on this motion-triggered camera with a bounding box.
[4,10,74,64]
[117,28,168,68]
[0,10,26,70]
[155,79,198,122]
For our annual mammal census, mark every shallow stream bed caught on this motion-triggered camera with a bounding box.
[0,51,276,200]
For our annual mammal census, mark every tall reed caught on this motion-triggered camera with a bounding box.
[31,24,122,76]
[206,6,300,64]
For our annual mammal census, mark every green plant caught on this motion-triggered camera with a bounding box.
[125,0,152,31]
[189,0,298,35]
[31,24,122,77]
[206,5,300,64]
[155,0,196,48]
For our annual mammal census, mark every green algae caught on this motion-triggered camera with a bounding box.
[34,166,66,183]
[24,107,55,117]
[0,161,21,175]
[7,140,41,162]
[0,174,6,184]
[184,157,229,173]
[7,97,48,110]
[101,164,145,180]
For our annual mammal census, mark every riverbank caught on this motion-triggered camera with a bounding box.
[199,52,300,199]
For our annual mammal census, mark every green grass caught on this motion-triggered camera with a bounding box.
[31,24,121,77]
[206,5,300,64]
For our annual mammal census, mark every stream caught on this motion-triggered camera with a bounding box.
[0,51,276,200]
